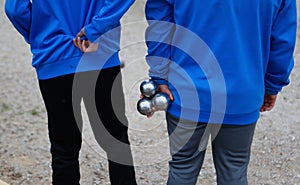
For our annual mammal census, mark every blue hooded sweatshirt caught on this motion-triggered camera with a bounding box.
[145,0,297,124]
[5,0,135,80]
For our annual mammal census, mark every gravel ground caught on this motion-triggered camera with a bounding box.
[0,1,299,185]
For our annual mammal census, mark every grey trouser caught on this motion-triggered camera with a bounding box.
[166,113,256,185]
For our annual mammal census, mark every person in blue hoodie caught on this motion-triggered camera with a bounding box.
[145,0,297,184]
[5,0,137,184]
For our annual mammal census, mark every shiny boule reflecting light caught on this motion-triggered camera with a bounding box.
[151,93,170,111]
[140,79,158,98]
[137,98,153,116]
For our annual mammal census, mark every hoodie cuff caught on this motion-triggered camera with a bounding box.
[264,89,279,95]
[150,76,168,85]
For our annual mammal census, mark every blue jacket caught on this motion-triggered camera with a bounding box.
[145,0,297,124]
[5,0,135,79]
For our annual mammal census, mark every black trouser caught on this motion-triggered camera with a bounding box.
[39,67,137,185]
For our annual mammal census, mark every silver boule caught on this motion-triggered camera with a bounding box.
[137,98,154,116]
[140,79,158,98]
[151,93,170,111]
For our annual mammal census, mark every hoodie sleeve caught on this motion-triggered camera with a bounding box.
[145,0,174,85]
[84,0,135,42]
[264,0,297,95]
[4,0,32,43]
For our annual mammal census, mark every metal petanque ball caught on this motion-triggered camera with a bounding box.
[140,79,158,98]
[137,98,154,116]
[151,93,170,111]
